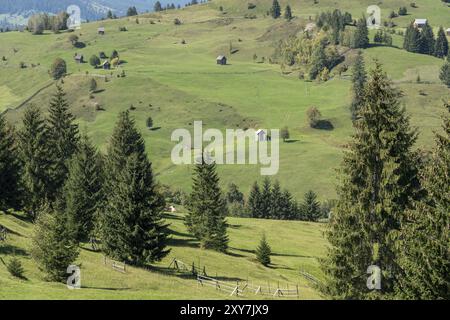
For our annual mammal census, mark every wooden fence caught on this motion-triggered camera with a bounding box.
[169,257,299,298]
[104,256,127,273]
[197,274,244,296]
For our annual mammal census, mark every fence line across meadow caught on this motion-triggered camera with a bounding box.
[168,257,299,298]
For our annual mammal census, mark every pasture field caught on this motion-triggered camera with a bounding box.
[0,0,449,300]
[0,0,449,199]
[0,210,325,299]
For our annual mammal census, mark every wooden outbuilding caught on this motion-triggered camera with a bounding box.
[216,55,227,65]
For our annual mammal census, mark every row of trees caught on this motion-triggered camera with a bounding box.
[0,86,170,280]
[404,23,449,58]
[269,0,292,20]
[243,179,324,222]
[27,12,69,35]
[321,62,449,299]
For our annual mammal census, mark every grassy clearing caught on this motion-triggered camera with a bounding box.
[0,211,325,299]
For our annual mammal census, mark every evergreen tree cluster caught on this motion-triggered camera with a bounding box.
[404,23,449,58]
[0,84,170,280]
[27,12,70,34]
[126,7,138,17]
[247,178,324,221]
[321,62,448,299]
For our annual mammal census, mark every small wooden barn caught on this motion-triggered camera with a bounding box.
[413,19,427,28]
[74,53,84,63]
[101,60,111,70]
[216,55,227,65]
[98,27,105,35]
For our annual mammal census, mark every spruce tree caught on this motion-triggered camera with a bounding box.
[226,183,244,204]
[64,135,104,242]
[0,113,21,211]
[350,51,367,121]
[279,189,294,220]
[255,233,271,266]
[354,18,369,49]
[403,23,421,53]
[321,62,422,299]
[260,177,272,218]
[101,111,169,265]
[18,105,52,219]
[284,5,293,21]
[47,85,79,198]
[31,203,79,282]
[186,155,228,252]
[440,62,450,87]
[7,256,25,278]
[396,103,450,299]
[269,180,283,219]
[434,27,449,58]
[301,190,321,222]
[419,22,435,55]
[248,182,263,218]
[270,0,281,19]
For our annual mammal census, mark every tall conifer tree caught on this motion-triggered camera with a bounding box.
[248,182,263,218]
[185,155,228,252]
[64,135,104,241]
[18,105,52,219]
[47,85,79,198]
[321,62,422,299]
[403,23,421,53]
[101,111,169,265]
[0,114,21,211]
[354,18,369,49]
[31,203,79,282]
[350,51,367,120]
[419,22,435,55]
[396,103,450,299]
[270,0,281,19]
[435,26,449,58]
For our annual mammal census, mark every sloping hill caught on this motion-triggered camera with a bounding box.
[0,0,449,201]
[0,211,325,299]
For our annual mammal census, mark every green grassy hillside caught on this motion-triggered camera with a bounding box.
[0,211,325,299]
[0,0,449,200]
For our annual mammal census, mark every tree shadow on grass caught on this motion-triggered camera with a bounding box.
[225,251,246,258]
[168,228,194,239]
[150,126,161,131]
[0,244,28,257]
[164,213,184,221]
[82,286,131,291]
[266,264,295,271]
[271,252,315,259]
[167,237,199,249]
[284,139,300,143]
[74,42,86,49]
[312,120,334,131]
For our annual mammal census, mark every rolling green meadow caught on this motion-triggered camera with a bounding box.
[0,0,449,299]
[0,210,326,299]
